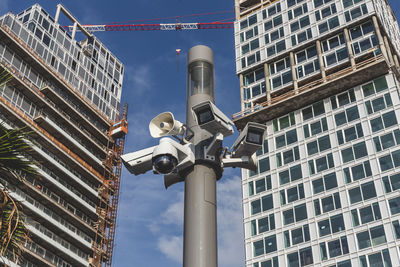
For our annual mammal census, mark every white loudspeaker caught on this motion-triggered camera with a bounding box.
[149,112,184,138]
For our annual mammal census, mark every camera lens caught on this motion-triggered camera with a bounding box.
[153,155,177,174]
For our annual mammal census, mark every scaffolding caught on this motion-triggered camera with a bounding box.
[91,103,128,267]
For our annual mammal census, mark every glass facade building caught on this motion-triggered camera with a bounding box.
[233,0,400,266]
[0,4,124,267]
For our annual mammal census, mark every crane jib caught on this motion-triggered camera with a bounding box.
[66,22,233,32]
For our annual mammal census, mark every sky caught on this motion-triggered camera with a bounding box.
[3,1,400,267]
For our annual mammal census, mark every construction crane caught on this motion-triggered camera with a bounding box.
[66,21,233,32]
[65,10,234,32]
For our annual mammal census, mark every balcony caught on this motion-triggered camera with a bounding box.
[0,180,92,252]
[0,23,112,132]
[0,62,110,151]
[21,178,96,236]
[31,145,99,199]
[233,54,389,130]
[37,168,97,215]
[34,114,105,172]
[28,225,89,267]
[40,84,110,145]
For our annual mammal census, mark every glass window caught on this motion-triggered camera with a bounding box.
[307,141,318,155]
[324,172,338,190]
[249,14,257,26]
[357,230,371,249]
[262,194,273,211]
[351,209,360,226]
[264,235,277,254]
[392,220,400,239]
[354,142,368,159]
[249,182,254,196]
[383,111,397,128]
[349,181,376,204]
[291,164,303,181]
[335,112,347,126]
[251,199,261,215]
[359,206,374,224]
[283,209,294,225]
[379,154,394,171]
[328,237,348,258]
[313,178,324,194]
[300,247,313,266]
[287,252,299,267]
[295,203,307,222]
[370,225,386,246]
[287,129,298,144]
[321,196,334,213]
[253,240,264,256]
[383,173,400,193]
[347,106,360,122]
[389,196,400,215]
[331,214,345,233]
[302,107,313,120]
[273,15,283,27]
[374,76,388,92]
[371,116,384,132]
[259,157,270,173]
[255,179,266,194]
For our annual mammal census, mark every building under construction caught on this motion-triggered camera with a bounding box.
[0,3,126,267]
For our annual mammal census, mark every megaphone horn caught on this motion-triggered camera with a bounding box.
[149,112,185,138]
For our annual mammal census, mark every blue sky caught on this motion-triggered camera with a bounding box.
[3,1,400,267]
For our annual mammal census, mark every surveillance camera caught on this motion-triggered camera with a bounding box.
[222,153,258,171]
[231,122,267,158]
[149,112,185,138]
[191,100,234,137]
[122,138,194,176]
[152,138,195,175]
[121,146,157,175]
[152,139,179,174]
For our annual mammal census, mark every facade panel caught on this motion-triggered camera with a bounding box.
[234,0,400,266]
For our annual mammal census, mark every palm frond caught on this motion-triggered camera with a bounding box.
[0,190,29,262]
[0,125,37,175]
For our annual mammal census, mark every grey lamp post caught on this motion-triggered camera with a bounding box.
[184,45,219,267]
[121,45,267,267]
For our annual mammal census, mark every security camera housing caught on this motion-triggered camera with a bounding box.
[231,122,267,158]
[121,138,195,176]
[152,138,195,174]
[121,146,157,175]
[222,154,258,172]
[191,100,234,137]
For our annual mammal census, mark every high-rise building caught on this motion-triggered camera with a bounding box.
[233,0,400,266]
[0,4,126,267]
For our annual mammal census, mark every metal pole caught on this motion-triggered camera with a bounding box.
[184,45,219,267]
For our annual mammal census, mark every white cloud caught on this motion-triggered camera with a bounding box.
[157,235,183,263]
[125,64,153,96]
[160,191,184,225]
